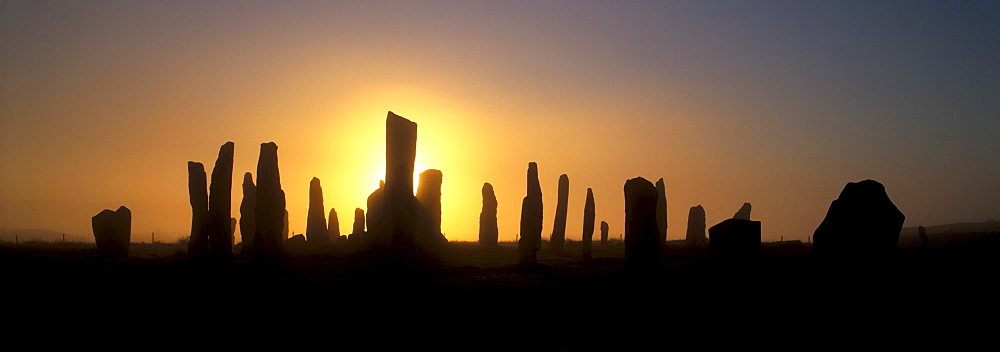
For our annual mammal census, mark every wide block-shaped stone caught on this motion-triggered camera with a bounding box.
[709,218,761,260]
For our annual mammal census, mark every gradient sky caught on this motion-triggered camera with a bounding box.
[2,1,998,243]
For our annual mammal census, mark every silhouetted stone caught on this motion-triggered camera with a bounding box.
[518,162,543,265]
[919,226,930,248]
[282,209,289,240]
[550,174,569,254]
[92,206,131,257]
[328,208,340,244]
[206,141,235,261]
[600,221,609,245]
[306,177,329,244]
[624,177,660,266]
[366,181,385,239]
[709,218,761,260]
[253,142,287,265]
[416,169,446,245]
[733,202,752,220]
[686,205,707,247]
[813,179,905,257]
[230,217,237,243]
[656,178,667,244]
[479,182,499,246]
[286,234,306,244]
[350,208,365,244]
[582,188,595,260]
[187,162,209,258]
[239,172,256,255]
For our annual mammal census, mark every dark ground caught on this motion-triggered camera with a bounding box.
[3,234,999,349]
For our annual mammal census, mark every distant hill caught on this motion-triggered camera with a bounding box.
[0,229,92,243]
[899,219,1000,247]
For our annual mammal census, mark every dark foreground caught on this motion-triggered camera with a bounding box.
[4,235,1000,349]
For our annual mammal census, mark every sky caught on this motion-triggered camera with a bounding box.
[1,1,998,243]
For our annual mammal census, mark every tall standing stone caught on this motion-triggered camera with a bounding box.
[92,206,131,257]
[686,205,707,246]
[351,208,366,244]
[733,202,752,220]
[813,179,905,257]
[600,221,609,245]
[207,141,235,261]
[306,177,329,244]
[187,161,209,258]
[550,174,570,254]
[239,172,256,255]
[582,188,596,260]
[624,177,660,266]
[656,178,667,244]
[328,208,340,244]
[479,182,499,246]
[416,169,445,245]
[253,142,286,265]
[518,162,543,265]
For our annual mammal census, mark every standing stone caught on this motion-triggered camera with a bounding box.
[328,208,340,244]
[306,177,329,244]
[479,182,499,246]
[686,205,707,247]
[366,180,385,237]
[600,221,609,245]
[92,206,131,257]
[239,172,256,255]
[733,202,752,220]
[656,178,667,244]
[550,174,570,254]
[282,209,289,240]
[582,188,596,260]
[206,141,235,261]
[813,179,905,257]
[253,142,286,265]
[918,226,930,248]
[366,112,429,258]
[230,218,237,244]
[187,161,209,258]
[350,208,366,244]
[624,177,660,266]
[416,169,446,245]
[518,162,543,265]
[709,218,761,260]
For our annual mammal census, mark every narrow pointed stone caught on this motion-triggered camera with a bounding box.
[187,161,209,258]
[582,188,595,260]
[239,172,256,255]
[328,208,340,243]
[733,202,752,220]
[350,208,365,244]
[518,162,543,265]
[207,141,234,260]
[551,174,569,254]
[479,182,499,246]
[306,177,329,244]
[253,142,286,265]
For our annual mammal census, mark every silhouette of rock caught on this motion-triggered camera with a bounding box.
[306,177,329,244]
[709,218,761,260]
[286,234,306,244]
[656,178,667,244]
[479,182,499,246]
[918,226,930,248]
[92,206,131,257]
[551,174,570,254]
[239,172,256,255]
[328,208,340,244]
[416,169,446,245]
[230,217,237,243]
[582,188,595,260]
[351,208,365,244]
[206,141,235,261]
[518,162,543,265]
[733,202,752,220]
[282,209,289,240]
[600,221,609,245]
[813,179,905,257]
[686,205,707,246]
[624,177,660,266]
[187,161,209,258]
[253,142,287,265]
